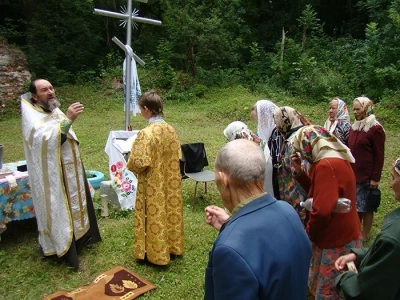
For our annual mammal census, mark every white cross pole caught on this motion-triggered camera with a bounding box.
[112,37,145,67]
[94,0,162,130]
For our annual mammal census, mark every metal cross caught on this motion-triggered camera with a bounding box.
[94,0,162,129]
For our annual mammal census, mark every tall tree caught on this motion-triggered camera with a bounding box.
[27,0,106,83]
[161,0,247,75]
[361,0,400,97]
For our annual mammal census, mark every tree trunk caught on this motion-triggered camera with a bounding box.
[280,27,285,73]
[301,25,307,53]
[186,39,196,77]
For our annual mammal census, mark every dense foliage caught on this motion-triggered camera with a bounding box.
[1,0,400,103]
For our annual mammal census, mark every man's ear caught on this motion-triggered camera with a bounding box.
[219,171,230,188]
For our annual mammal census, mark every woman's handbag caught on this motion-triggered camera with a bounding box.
[368,188,381,211]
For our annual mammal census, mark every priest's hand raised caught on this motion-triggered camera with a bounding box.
[66,102,84,122]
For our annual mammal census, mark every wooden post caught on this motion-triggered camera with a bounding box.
[101,194,109,217]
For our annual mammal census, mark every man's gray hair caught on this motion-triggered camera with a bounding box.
[215,139,266,183]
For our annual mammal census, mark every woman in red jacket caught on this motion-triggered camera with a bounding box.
[291,125,361,300]
[348,97,385,242]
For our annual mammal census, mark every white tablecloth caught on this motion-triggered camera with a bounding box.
[104,130,139,209]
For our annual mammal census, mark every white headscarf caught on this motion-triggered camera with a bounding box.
[223,121,249,141]
[223,120,274,195]
[256,100,278,142]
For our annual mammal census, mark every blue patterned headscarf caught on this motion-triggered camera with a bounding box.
[334,98,350,122]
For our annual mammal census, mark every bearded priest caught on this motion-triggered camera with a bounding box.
[20,79,101,269]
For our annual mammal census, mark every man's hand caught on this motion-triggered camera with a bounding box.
[205,205,230,231]
[66,102,84,122]
[335,253,357,272]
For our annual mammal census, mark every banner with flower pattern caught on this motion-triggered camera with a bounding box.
[105,131,138,210]
[110,160,137,208]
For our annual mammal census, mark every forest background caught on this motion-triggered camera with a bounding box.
[1,0,400,105]
[1,1,400,298]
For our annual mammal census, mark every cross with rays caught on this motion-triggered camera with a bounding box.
[94,0,162,129]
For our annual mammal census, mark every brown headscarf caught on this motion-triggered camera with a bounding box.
[273,106,311,139]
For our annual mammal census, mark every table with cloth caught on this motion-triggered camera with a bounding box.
[0,160,95,239]
[0,160,34,237]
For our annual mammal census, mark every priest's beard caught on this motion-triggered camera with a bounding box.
[37,98,61,112]
[47,98,61,111]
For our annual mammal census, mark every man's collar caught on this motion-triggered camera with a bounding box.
[219,192,268,233]
[230,192,267,216]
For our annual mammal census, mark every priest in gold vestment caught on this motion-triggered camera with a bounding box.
[21,79,101,268]
[127,91,184,265]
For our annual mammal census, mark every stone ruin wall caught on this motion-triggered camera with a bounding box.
[0,35,31,107]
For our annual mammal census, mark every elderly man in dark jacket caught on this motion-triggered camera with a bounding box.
[204,139,312,300]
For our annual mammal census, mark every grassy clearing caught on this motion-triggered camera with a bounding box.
[0,85,398,299]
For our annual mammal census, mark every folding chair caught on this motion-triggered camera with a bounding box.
[180,143,215,201]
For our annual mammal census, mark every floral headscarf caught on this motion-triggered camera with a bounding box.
[352,96,381,132]
[273,106,311,139]
[223,121,266,151]
[290,125,355,164]
[255,100,278,142]
[354,96,374,118]
[394,158,400,176]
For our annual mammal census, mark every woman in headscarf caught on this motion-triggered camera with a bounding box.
[335,158,400,300]
[272,106,311,219]
[223,121,274,195]
[323,97,351,145]
[348,97,385,242]
[250,100,284,199]
[290,125,361,300]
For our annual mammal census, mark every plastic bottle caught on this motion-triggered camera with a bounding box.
[300,198,351,213]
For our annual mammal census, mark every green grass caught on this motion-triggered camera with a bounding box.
[0,85,398,299]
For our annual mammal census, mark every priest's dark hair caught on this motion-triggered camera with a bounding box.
[29,78,46,95]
